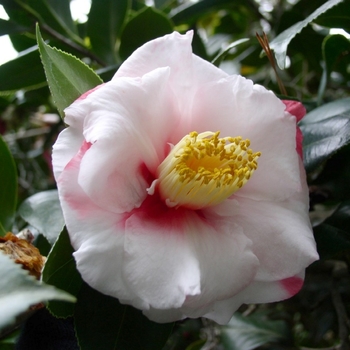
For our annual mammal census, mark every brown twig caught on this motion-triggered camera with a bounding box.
[256,32,287,96]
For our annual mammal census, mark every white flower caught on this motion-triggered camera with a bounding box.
[52,31,318,324]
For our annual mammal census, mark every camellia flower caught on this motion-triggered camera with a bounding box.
[52,31,318,324]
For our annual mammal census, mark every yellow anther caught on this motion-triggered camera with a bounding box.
[155,131,261,209]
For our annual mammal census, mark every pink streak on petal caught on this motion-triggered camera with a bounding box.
[59,141,97,217]
[138,162,155,184]
[64,140,91,171]
[280,276,304,297]
[282,100,306,122]
[77,83,105,101]
[123,191,206,236]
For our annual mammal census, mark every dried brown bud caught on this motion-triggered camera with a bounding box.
[0,232,46,279]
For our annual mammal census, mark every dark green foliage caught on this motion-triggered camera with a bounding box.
[1,0,350,349]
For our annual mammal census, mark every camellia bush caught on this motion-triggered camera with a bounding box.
[0,0,350,349]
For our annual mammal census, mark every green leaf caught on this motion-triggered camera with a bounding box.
[75,282,174,350]
[211,38,249,66]
[0,252,75,331]
[301,112,350,173]
[0,135,17,233]
[46,0,78,37]
[314,0,350,31]
[269,0,344,69]
[12,0,80,41]
[220,313,290,350]
[0,46,47,94]
[314,201,350,259]
[119,6,173,60]
[318,34,350,101]
[322,35,350,95]
[0,18,29,35]
[42,228,82,318]
[323,34,350,77]
[154,0,171,9]
[87,0,130,64]
[36,24,103,117]
[18,190,64,245]
[301,97,350,124]
[0,329,19,347]
[0,222,6,237]
[170,0,243,25]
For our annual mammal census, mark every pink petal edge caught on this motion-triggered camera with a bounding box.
[282,100,306,159]
[280,276,304,297]
[77,83,105,101]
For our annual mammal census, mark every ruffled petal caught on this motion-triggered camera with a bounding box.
[123,204,201,310]
[122,194,259,316]
[201,271,305,324]
[209,164,318,282]
[52,31,318,325]
[114,31,227,130]
[56,142,135,302]
[52,127,84,180]
[188,75,302,201]
[62,67,180,213]
[181,216,259,311]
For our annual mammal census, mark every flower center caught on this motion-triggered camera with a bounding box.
[152,131,261,209]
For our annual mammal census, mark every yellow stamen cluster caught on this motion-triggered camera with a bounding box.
[156,131,261,209]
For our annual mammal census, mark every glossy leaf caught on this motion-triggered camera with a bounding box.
[0,46,46,93]
[314,0,350,31]
[323,34,350,76]
[314,201,350,259]
[0,252,75,331]
[119,6,173,60]
[75,282,174,350]
[269,0,344,69]
[0,0,35,27]
[20,0,78,40]
[0,135,17,233]
[318,34,350,101]
[87,0,130,64]
[170,0,246,24]
[0,18,29,35]
[301,112,350,173]
[18,190,64,245]
[301,98,350,124]
[212,38,249,66]
[154,0,171,9]
[46,0,78,37]
[220,313,290,350]
[42,228,83,318]
[36,24,103,117]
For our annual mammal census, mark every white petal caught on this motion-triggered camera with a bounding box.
[189,75,301,201]
[122,199,201,310]
[64,67,180,213]
[52,127,84,180]
[56,144,135,302]
[242,270,305,304]
[181,216,259,310]
[122,196,258,314]
[114,31,227,130]
[210,191,317,281]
